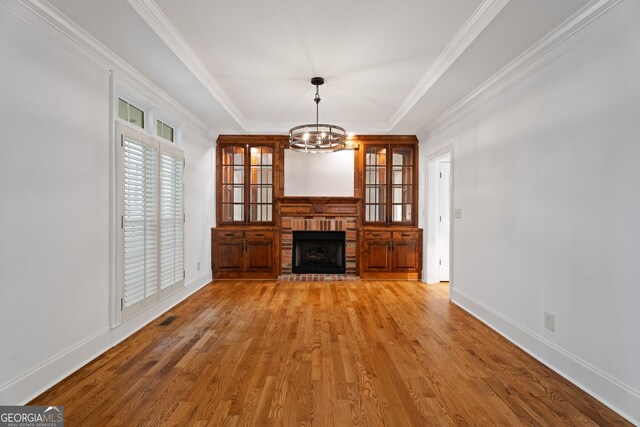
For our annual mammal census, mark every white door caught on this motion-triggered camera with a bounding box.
[437,161,451,281]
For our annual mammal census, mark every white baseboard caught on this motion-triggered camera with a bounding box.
[110,271,212,346]
[0,271,212,405]
[451,288,640,425]
[0,328,111,405]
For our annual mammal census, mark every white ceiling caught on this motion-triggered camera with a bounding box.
[50,0,589,135]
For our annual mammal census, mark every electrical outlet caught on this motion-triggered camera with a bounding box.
[544,312,555,331]
[454,208,462,219]
[197,262,201,272]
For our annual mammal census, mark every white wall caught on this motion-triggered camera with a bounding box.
[421,7,640,423]
[284,149,355,197]
[0,7,213,404]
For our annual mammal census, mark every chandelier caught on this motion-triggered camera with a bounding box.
[288,77,347,153]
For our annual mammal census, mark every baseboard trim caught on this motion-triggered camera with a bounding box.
[451,288,640,425]
[0,328,111,405]
[110,271,212,346]
[0,271,212,405]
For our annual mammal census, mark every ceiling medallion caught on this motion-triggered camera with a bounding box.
[288,77,347,153]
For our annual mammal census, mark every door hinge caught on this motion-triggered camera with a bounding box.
[121,216,124,228]
[183,213,186,223]
[183,158,186,168]
[439,216,442,222]
[183,270,186,279]
[121,135,124,147]
[439,259,442,266]
[440,172,442,178]
[120,298,124,311]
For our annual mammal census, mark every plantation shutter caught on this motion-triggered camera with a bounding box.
[121,127,159,319]
[119,125,185,322]
[159,146,185,296]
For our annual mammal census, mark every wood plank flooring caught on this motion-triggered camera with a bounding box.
[31,281,631,426]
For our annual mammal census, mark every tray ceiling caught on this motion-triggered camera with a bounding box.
[49,0,589,135]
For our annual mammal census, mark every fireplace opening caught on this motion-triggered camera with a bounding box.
[292,231,346,274]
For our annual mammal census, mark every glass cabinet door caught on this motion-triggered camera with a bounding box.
[391,146,413,224]
[249,146,273,222]
[218,143,275,225]
[220,145,245,222]
[363,143,416,225]
[364,146,388,223]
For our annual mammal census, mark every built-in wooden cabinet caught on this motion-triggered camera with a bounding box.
[211,227,278,279]
[359,228,422,279]
[217,136,278,226]
[212,134,422,280]
[357,136,421,279]
[362,138,418,227]
[213,136,283,279]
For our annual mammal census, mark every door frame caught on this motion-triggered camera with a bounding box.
[423,145,454,296]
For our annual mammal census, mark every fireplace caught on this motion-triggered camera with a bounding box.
[292,231,346,274]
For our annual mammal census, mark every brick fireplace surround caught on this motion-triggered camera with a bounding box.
[278,197,360,275]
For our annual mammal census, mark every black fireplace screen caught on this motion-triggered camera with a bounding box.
[292,231,346,274]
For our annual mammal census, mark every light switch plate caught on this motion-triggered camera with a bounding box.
[453,208,462,219]
[544,312,555,331]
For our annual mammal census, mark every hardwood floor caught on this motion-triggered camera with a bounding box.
[31,281,630,426]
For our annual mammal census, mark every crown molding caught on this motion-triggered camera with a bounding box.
[418,0,639,141]
[0,0,213,139]
[388,0,510,130]
[127,0,248,130]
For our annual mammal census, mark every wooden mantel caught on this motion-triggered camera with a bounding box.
[277,196,361,217]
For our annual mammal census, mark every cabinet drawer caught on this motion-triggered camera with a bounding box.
[363,231,392,240]
[214,230,244,240]
[245,230,274,240]
[393,231,419,240]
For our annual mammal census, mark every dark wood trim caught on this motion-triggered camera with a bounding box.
[277,196,361,217]
[348,135,419,143]
[217,134,288,144]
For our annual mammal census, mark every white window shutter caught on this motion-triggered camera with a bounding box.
[159,146,185,296]
[121,128,159,319]
[119,126,184,322]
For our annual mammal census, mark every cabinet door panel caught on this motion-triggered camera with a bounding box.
[393,240,419,271]
[245,240,273,271]
[220,146,245,223]
[363,145,388,224]
[391,146,415,225]
[214,241,244,270]
[216,140,276,226]
[362,240,391,271]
